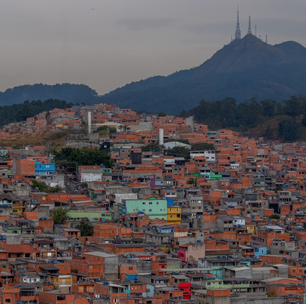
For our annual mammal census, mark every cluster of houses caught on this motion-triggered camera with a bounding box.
[0,104,305,304]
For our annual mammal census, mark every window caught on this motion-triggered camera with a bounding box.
[149,209,152,212]
[129,267,133,270]
[149,202,152,205]
[142,202,146,205]
[156,202,159,205]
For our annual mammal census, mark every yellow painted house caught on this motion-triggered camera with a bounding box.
[245,223,256,235]
[50,275,72,292]
[12,198,27,216]
[167,206,181,224]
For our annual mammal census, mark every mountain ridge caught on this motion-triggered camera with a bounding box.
[99,34,306,113]
[0,35,306,114]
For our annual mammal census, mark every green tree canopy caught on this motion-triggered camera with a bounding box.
[53,147,113,168]
[166,146,190,160]
[76,219,94,236]
[191,142,214,151]
[141,143,162,152]
[278,118,302,142]
[31,179,62,193]
[181,95,306,141]
[0,99,73,127]
[52,207,69,225]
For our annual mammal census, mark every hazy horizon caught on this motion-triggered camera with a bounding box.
[1,0,306,95]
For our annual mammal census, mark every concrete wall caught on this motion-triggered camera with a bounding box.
[104,256,119,280]
[4,234,21,245]
[186,243,205,262]
[231,297,286,304]
[130,122,153,132]
[81,172,103,182]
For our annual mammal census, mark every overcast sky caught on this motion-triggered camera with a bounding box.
[0,0,305,95]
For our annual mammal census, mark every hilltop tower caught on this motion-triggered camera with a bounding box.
[234,8,241,40]
[248,15,252,34]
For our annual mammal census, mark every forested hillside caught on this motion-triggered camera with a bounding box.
[0,99,73,126]
[0,83,99,106]
[181,96,306,142]
[99,35,306,113]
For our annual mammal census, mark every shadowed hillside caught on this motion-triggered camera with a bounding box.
[99,34,306,114]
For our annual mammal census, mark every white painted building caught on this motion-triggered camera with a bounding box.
[190,150,215,162]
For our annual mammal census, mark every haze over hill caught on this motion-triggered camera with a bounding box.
[0,83,99,106]
[1,34,306,115]
[98,34,306,113]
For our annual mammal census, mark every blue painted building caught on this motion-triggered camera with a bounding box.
[254,246,268,259]
[35,161,55,175]
[156,226,174,234]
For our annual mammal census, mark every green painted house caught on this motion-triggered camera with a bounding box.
[5,227,21,234]
[210,171,222,180]
[124,198,167,220]
[68,211,112,222]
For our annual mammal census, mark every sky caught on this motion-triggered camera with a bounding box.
[0,0,306,95]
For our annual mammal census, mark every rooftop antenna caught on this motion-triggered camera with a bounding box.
[248,15,252,34]
[235,5,241,40]
[255,24,257,37]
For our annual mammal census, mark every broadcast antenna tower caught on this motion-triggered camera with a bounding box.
[248,15,252,34]
[235,6,241,40]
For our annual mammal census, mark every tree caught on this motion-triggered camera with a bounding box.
[187,177,197,186]
[270,214,280,219]
[32,179,47,191]
[261,99,276,117]
[275,184,283,192]
[278,118,302,142]
[283,96,303,117]
[53,147,113,168]
[191,142,214,151]
[52,207,69,225]
[31,180,63,193]
[141,143,162,152]
[158,111,167,117]
[81,183,88,189]
[187,178,195,185]
[108,127,117,133]
[166,146,190,160]
[0,98,73,127]
[263,125,274,140]
[76,219,94,236]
